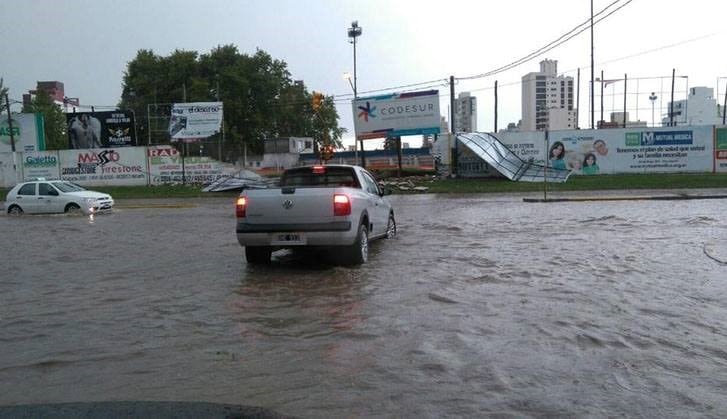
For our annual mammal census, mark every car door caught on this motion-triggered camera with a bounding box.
[14,183,39,213]
[38,182,63,213]
[360,170,388,237]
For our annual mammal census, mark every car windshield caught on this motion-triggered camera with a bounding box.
[51,181,86,193]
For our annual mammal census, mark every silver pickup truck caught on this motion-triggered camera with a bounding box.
[236,164,396,265]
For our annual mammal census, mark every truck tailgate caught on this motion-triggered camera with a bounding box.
[244,188,338,225]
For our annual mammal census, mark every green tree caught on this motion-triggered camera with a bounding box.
[118,45,345,160]
[22,90,67,150]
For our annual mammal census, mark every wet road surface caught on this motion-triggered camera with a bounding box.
[2,193,727,418]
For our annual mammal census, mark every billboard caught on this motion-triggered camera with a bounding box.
[493,126,715,175]
[148,145,228,184]
[169,102,223,140]
[59,147,147,186]
[716,127,727,173]
[66,111,136,149]
[22,151,60,181]
[0,113,45,153]
[353,90,441,140]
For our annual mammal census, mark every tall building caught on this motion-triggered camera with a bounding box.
[23,81,64,106]
[521,59,576,131]
[454,92,477,133]
[22,80,80,110]
[662,86,721,126]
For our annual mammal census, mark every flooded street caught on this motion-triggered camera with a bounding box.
[2,193,727,418]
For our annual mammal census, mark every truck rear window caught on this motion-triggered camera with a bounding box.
[280,166,360,188]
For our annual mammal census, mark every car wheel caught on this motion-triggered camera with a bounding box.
[7,205,23,215]
[65,203,82,215]
[344,223,368,265]
[385,213,397,239]
[245,246,272,265]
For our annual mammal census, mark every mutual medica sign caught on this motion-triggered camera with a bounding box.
[353,90,441,140]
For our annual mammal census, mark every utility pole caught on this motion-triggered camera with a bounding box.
[4,94,15,152]
[590,0,595,130]
[544,130,549,201]
[494,80,498,133]
[623,73,627,128]
[670,69,676,127]
[600,70,604,128]
[348,21,364,168]
[147,104,152,146]
[450,75,457,176]
[216,78,224,161]
[576,68,580,129]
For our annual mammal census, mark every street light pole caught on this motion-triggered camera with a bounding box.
[343,72,357,161]
[348,21,364,168]
[649,92,658,127]
[590,0,595,130]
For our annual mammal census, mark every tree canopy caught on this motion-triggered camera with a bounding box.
[118,45,345,159]
[22,90,67,150]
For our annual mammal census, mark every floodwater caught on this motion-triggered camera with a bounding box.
[2,192,727,418]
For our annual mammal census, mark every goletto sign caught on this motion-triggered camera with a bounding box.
[353,90,441,140]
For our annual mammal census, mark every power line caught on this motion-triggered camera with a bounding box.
[457,0,633,81]
[330,0,631,99]
[332,78,450,100]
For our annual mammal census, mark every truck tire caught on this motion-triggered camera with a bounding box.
[245,246,272,265]
[343,223,368,265]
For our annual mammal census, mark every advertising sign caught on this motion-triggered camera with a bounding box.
[353,90,441,140]
[610,127,712,173]
[59,147,147,186]
[494,126,714,175]
[715,127,727,173]
[22,151,60,181]
[66,111,136,149]
[148,145,228,184]
[0,152,17,187]
[0,113,45,153]
[495,131,545,164]
[169,102,223,140]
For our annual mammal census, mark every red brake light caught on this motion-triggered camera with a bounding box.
[312,165,326,174]
[333,194,351,216]
[236,196,247,218]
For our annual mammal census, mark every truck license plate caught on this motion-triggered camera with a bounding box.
[271,233,306,245]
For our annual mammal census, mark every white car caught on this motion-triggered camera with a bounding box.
[4,180,114,215]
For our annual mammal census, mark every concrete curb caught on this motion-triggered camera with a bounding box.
[0,401,297,419]
[524,194,727,203]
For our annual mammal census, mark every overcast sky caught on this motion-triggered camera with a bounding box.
[1,0,725,147]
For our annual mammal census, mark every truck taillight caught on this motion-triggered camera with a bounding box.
[236,196,247,218]
[333,194,351,216]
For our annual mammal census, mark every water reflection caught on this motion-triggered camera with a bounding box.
[2,195,727,417]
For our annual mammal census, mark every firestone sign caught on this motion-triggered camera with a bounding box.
[353,90,441,140]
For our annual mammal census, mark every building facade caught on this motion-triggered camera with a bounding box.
[662,86,721,126]
[521,59,576,131]
[454,92,477,133]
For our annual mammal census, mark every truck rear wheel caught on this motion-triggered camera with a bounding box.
[343,223,368,265]
[245,246,272,265]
